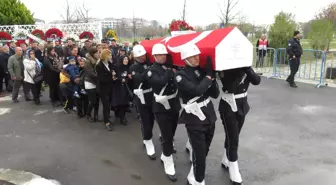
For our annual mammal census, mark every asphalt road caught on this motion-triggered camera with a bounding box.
[0,78,335,185]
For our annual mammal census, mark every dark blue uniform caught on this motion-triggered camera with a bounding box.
[175,65,219,183]
[129,60,155,141]
[286,37,303,86]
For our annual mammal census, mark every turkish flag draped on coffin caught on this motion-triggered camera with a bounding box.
[140,27,253,71]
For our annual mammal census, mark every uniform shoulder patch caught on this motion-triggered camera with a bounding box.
[176,75,182,82]
[147,71,152,77]
[288,43,291,46]
[132,71,135,75]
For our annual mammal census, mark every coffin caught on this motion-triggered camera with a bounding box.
[141,27,253,70]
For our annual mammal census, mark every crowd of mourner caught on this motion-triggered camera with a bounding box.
[0,35,262,185]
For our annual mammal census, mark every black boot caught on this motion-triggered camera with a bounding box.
[86,114,94,122]
[290,82,298,88]
[120,117,128,125]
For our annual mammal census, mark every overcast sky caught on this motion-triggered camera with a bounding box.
[21,0,334,26]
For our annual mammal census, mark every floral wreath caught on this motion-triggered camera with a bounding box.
[12,29,28,46]
[105,29,118,41]
[168,20,194,34]
[79,31,94,40]
[29,29,45,44]
[45,28,63,42]
[0,32,12,45]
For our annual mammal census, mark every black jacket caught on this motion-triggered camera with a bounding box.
[43,56,61,84]
[80,47,89,58]
[175,65,219,125]
[147,62,180,113]
[96,61,113,94]
[111,63,131,107]
[129,60,153,106]
[0,52,10,77]
[286,37,303,58]
[218,67,261,116]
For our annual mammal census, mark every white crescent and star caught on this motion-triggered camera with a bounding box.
[160,30,213,53]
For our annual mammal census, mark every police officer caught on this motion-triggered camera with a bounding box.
[129,45,156,160]
[147,43,180,181]
[175,44,219,185]
[218,67,261,185]
[286,30,302,88]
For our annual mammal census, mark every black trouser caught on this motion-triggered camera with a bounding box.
[286,57,300,83]
[76,94,88,116]
[220,111,245,162]
[24,82,40,103]
[186,122,215,182]
[60,83,74,110]
[114,106,128,119]
[155,111,179,156]
[137,100,155,140]
[86,89,99,117]
[12,80,30,100]
[35,82,42,97]
[49,81,61,103]
[100,90,110,124]
[0,74,11,92]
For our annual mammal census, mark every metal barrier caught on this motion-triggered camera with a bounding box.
[269,48,327,88]
[252,48,277,75]
[323,51,336,86]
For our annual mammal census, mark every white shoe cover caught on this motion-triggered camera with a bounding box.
[23,178,61,185]
[228,161,242,183]
[160,153,176,175]
[221,148,229,168]
[143,139,155,156]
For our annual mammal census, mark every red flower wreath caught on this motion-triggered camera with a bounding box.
[30,29,45,44]
[79,31,94,40]
[168,20,194,34]
[0,32,12,45]
[45,28,63,42]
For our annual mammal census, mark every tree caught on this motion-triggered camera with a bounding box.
[301,21,312,39]
[75,1,91,23]
[308,19,334,51]
[0,0,35,25]
[181,0,187,21]
[316,3,336,29]
[205,23,219,30]
[219,0,240,26]
[61,0,91,23]
[268,12,296,49]
[60,0,76,23]
[236,15,253,36]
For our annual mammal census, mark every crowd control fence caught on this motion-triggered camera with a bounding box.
[252,48,328,88]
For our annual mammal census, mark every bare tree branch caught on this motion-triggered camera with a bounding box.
[218,0,240,26]
[74,1,91,23]
[60,0,76,23]
[181,0,187,21]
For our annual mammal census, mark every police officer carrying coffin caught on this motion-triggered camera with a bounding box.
[218,66,261,185]
[147,43,180,181]
[286,30,302,88]
[129,45,156,160]
[175,44,219,185]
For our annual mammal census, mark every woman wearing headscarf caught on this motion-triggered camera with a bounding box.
[84,47,101,122]
[76,56,89,118]
[44,46,62,107]
[23,49,42,105]
[110,56,132,125]
[96,49,114,131]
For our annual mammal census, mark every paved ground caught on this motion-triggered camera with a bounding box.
[0,78,336,185]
